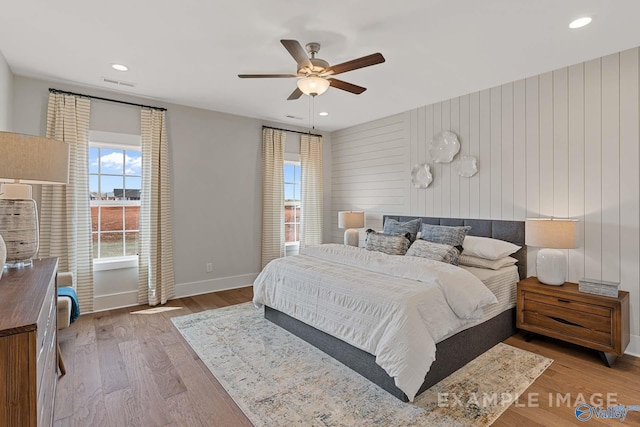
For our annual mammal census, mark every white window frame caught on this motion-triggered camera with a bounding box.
[89,131,142,271]
[284,154,301,249]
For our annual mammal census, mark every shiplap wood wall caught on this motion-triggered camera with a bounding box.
[331,47,640,350]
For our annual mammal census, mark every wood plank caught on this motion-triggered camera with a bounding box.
[459,94,471,218]
[450,96,461,218]
[441,99,452,217]
[584,57,603,280]
[95,324,129,394]
[513,79,527,221]
[526,76,541,275]
[424,104,435,216]
[538,71,554,218]
[72,342,108,426]
[490,85,502,219]
[469,92,481,218]
[567,62,586,283]
[432,102,443,216]
[138,335,187,399]
[601,52,621,283]
[104,388,142,427]
[501,82,514,220]
[479,89,492,219]
[619,47,640,340]
[119,339,174,426]
[409,108,419,215]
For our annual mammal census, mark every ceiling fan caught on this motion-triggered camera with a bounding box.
[238,39,385,100]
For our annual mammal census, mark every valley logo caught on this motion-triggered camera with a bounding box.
[575,403,640,422]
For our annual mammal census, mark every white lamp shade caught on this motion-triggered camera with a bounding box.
[338,211,365,229]
[297,77,330,96]
[525,218,577,249]
[0,132,70,185]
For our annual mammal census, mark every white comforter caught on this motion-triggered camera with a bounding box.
[252,244,498,401]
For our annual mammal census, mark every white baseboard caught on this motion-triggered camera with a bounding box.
[93,290,139,313]
[625,334,640,357]
[174,273,258,299]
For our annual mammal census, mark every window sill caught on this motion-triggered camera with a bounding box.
[285,242,300,247]
[93,256,138,272]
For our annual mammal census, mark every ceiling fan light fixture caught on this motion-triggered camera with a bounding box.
[297,76,330,96]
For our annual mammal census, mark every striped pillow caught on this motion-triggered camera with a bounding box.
[383,218,422,242]
[419,224,471,250]
[365,229,411,255]
[406,240,460,265]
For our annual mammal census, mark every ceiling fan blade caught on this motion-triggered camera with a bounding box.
[287,87,303,100]
[238,73,298,78]
[281,39,312,69]
[328,78,367,94]
[325,53,385,76]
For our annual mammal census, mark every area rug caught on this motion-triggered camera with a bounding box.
[172,303,552,426]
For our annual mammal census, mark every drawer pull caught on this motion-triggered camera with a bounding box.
[557,298,571,303]
[550,316,581,328]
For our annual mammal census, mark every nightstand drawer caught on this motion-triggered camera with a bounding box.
[522,309,612,347]
[523,291,611,318]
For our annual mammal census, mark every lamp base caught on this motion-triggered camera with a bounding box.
[536,248,567,285]
[0,199,39,268]
[344,229,360,247]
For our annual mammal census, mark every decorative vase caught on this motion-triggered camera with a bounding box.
[0,234,6,280]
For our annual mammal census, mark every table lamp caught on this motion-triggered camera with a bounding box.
[525,218,577,285]
[0,132,69,267]
[338,211,364,247]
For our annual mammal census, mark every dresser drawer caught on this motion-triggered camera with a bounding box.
[37,332,57,427]
[36,275,56,391]
[523,291,612,318]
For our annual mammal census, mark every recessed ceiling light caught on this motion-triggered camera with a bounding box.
[569,17,592,29]
[319,112,329,117]
[111,64,128,71]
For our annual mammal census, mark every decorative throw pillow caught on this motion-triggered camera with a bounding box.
[461,236,521,260]
[458,254,518,270]
[419,224,471,251]
[383,218,422,242]
[365,229,411,255]
[406,240,460,265]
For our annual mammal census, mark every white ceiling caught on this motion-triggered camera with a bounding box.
[2,1,640,132]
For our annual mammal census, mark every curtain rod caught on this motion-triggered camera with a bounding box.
[262,125,322,138]
[49,88,167,112]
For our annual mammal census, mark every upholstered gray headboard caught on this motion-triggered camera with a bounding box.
[383,215,527,280]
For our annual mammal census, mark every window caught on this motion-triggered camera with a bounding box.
[284,162,301,244]
[89,133,142,259]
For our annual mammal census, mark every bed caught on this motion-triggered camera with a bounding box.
[254,216,526,402]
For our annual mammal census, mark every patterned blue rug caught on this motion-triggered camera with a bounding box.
[172,303,552,426]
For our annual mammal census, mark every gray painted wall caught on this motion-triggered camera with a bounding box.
[0,51,12,130]
[12,76,331,309]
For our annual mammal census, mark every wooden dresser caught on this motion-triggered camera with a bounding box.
[0,258,59,426]
[516,276,630,367]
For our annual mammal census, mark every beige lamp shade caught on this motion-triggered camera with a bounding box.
[525,218,577,249]
[338,211,365,229]
[0,131,70,185]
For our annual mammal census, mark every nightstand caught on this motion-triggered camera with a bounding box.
[516,277,630,367]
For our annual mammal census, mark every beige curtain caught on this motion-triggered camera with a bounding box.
[300,134,323,248]
[261,128,285,268]
[39,93,94,312]
[138,109,175,306]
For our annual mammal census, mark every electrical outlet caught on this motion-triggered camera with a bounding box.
[206,263,213,273]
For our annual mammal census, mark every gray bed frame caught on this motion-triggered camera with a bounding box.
[264,216,527,401]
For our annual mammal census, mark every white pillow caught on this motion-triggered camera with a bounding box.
[458,254,518,270]
[462,236,521,260]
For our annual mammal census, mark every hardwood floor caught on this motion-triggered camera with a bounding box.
[55,287,640,426]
